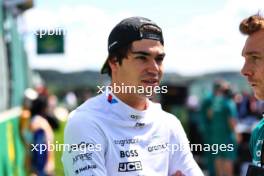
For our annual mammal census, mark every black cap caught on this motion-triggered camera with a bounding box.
[101,16,164,74]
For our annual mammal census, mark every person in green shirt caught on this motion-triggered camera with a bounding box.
[240,13,264,167]
[200,80,238,176]
[211,81,238,176]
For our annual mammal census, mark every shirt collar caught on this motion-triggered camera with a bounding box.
[104,90,155,123]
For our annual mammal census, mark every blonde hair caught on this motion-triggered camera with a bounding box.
[239,12,264,35]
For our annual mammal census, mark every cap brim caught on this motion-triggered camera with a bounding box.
[100,59,109,74]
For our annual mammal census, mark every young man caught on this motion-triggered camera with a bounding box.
[200,80,238,176]
[62,16,203,176]
[240,13,264,167]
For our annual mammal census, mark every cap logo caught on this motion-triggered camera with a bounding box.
[108,41,118,50]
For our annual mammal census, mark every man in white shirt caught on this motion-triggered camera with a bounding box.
[62,16,203,176]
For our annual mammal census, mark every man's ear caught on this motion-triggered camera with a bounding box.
[108,57,118,72]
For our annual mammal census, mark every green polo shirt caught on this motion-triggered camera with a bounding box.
[250,117,264,167]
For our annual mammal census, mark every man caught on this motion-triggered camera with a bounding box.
[210,81,238,176]
[62,16,203,176]
[240,13,264,168]
[200,80,238,176]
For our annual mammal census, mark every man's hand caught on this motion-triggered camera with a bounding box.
[172,171,185,176]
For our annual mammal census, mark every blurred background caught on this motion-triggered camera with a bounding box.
[0,0,264,175]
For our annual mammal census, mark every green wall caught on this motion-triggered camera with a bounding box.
[0,1,30,175]
[0,109,25,176]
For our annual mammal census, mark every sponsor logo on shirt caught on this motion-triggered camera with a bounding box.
[254,139,264,167]
[114,138,141,147]
[135,122,145,128]
[107,94,118,104]
[120,150,139,158]
[130,114,142,120]
[147,142,168,153]
[75,164,97,174]
[118,161,142,172]
[73,152,93,165]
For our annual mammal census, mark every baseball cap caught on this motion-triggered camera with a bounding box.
[101,16,164,74]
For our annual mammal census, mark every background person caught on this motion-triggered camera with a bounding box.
[200,80,238,176]
[30,95,55,176]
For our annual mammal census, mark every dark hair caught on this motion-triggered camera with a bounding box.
[222,85,233,98]
[213,80,223,93]
[105,43,132,77]
[239,12,264,35]
[30,95,48,117]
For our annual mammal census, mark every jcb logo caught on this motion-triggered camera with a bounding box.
[118,161,142,172]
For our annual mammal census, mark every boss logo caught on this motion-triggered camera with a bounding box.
[120,150,139,158]
[118,161,142,172]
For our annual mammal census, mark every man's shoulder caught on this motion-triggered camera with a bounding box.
[252,118,264,136]
[77,93,106,111]
[66,94,107,126]
[64,95,108,142]
[74,93,106,113]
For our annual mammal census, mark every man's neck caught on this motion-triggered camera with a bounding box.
[113,92,148,111]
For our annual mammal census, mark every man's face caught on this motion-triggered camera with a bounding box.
[111,39,165,97]
[241,30,264,100]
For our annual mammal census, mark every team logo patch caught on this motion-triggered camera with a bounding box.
[107,94,118,104]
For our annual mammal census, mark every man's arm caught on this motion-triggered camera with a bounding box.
[62,111,107,176]
[226,100,241,143]
[226,100,238,131]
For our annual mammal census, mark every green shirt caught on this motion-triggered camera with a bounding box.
[250,117,264,167]
[210,95,237,144]
[200,94,213,144]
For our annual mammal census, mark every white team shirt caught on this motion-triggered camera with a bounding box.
[62,91,204,176]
